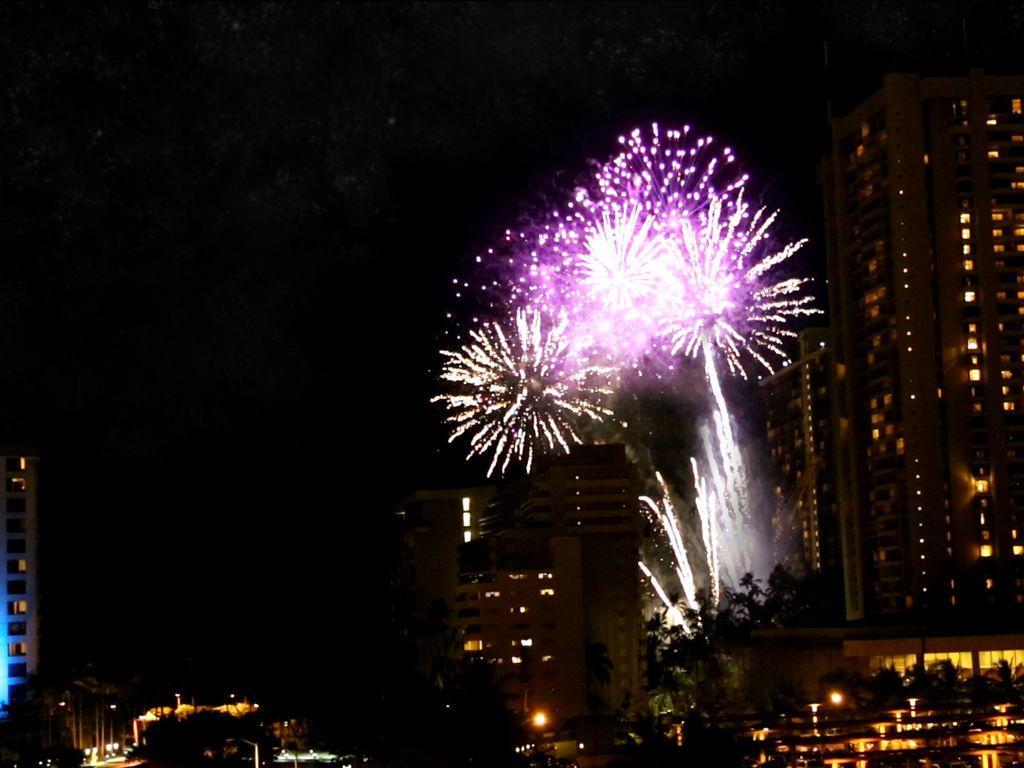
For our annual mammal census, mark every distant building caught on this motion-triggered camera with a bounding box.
[1,450,38,710]
[823,70,1024,619]
[455,444,643,724]
[762,329,842,607]
[394,486,496,620]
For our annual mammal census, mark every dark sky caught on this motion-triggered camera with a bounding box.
[3,0,1024,720]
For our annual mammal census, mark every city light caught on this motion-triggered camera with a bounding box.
[531,711,548,728]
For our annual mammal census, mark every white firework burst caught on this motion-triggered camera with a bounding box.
[434,308,612,476]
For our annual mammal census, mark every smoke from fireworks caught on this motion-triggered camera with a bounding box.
[433,307,612,476]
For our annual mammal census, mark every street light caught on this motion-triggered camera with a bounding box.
[531,711,548,728]
[829,691,844,706]
[229,738,260,768]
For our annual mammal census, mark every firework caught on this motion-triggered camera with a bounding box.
[640,471,700,611]
[664,191,817,378]
[433,307,612,476]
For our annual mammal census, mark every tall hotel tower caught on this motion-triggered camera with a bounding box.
[0,450,37,709]
[824,70,1024,620]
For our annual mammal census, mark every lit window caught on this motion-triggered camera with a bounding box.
[989,149,1000,159]
[7,643,26,657]
[968,337,979,350]
[463,640,483,652]
[518,606,528,614]
[981,544,994,558]
[872,428,881,441]
[7,601,26,616]
[7,478,25,492]
[511,656,522,664]
[962,228,972,240]
[461,496,470,512]
[463,531,471,543]
[484,591,501,598]
[462,512,471,527]
[520,638,533,647]
[964,259,975,270]
[1016,228,1024,237]
[970,369,982,381]
[987,578,995,589]
[965,290,976,303]
[961,212,972,224]
[540,588,555,596]
[977,479,990,493]
[1006,402,1017,411]
[1014,545,1024,556]
[1014,98,1022,114]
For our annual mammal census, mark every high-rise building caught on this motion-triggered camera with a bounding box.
[455,444,642,723]
[823,70,1024,620]
[1,450,38,710]
[394,486,496,620]
[762,329,842,603]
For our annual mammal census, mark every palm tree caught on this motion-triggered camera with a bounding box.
[986,659,1024,704]
[586,641,614,713]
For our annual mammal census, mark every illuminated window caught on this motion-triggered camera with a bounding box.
[1016,228,1024,237]
[6,478,25,492]
[977,479,990,493]
[1014,182,1024,190]
[962,228,972,240]
[964,244,972,255]
[1014,545,1024,556]
[1006,402,1017,411]
[1014,98,1022,114]
[6,560,25,575]
[537,572,553,579]
[518,606,528,614]
[872,428,881,441]
[981,544,994,557]
[7,643,26,657]
[511,656,522,664]
[987,578,995,589]
[541,655,554,662]
[970,369,982,381]
[462,512,471,527]
[1004,370,1014,380]
[968,337,979,350]
[520,638,533,647]
[463,640,482,652]
[964,259,975,270]
[4,457,25,472]
[462,496,470,512]
[484,590,501,598]
[994,211,1007,221]
[7,601,26,616]
[1016,135,1024,142]
[540,588,554,596]
[463,531,471,543]
[989,149,1000,159]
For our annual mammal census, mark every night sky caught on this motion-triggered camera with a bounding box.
[3,0,1024,723]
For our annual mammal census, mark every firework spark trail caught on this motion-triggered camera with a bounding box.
[638,561,686,628]
[689,456,722,607]
[433,308,612,476]
[640,471,699,610]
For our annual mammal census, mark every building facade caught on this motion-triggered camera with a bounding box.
[455,444,643,724]
[1,451,38,710]
[394,486,496,621]
[823,70,1024,619]
[762,329,842,604]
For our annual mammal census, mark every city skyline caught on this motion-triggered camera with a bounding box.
[6,2,1024,757]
